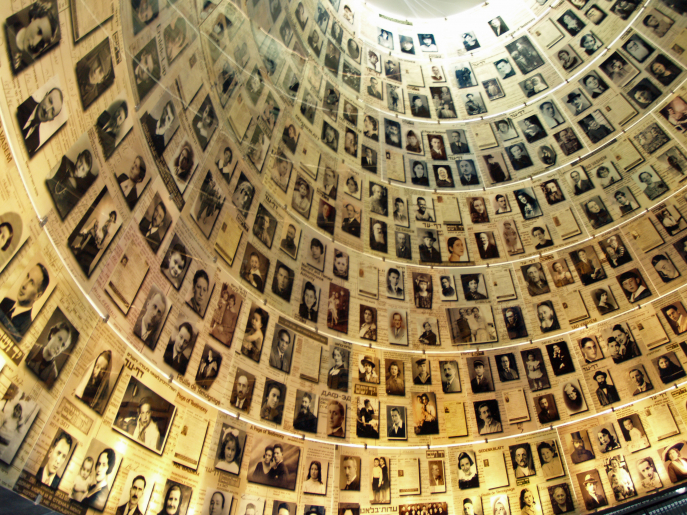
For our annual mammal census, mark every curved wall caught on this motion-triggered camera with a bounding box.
[3,0,687,514]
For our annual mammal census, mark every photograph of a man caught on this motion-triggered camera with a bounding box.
[113,376,176,454]
[138,194,171,254]
[247,439,300,490]
[16,76,67,156]
[133,286,168,348]
[36,429,74,489]
[115,473,149,515]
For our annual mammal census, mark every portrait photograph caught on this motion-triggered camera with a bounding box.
[140,91,178,158]
[562,379,588,415]
[520,348,551,391]
[520,74,549,97]
[505,36,544,73]
[412,272,433,310]
[248,125,271,171]
[0,242,53,333]
[260,379,286,425]
[163,311,199,376]
[503,306,528,340]
[600,51,639,87]
[357,397,380,439]
[194,343,222,391]
[16,74,68,158]
[426,460,446,494]
[69,438,121,510]
[634,123,670,155]
[591,287,619,316]
[75,345,123,415]
[495,353,519,382]
[581,196,613,230]
[535,393,559,424]
[112,376,176,455]
[412,356,433,385]
[230,368,255,412]
[494,118,518,140]
[439,275,457,301]
[466,356,495,393]
[510,443,536,478]
[192,95,218,151]
[279,220,301,261]
[413,392,439,435]
[633,167,670,201]
[153,480,193,515]
[138,192,172,254]
[96,93,133,160]
[212,422,247,476]
[35,428,76,490]
[170,141,197,195]
[160,234,191,290]
[386,405,407,440]
[520,263,550,297]
[67,188,121,278]
[648,54,682,87]
[628,78,662,110]
[75,37,114,110]
[461,273,488,300]
[546,341,575,376]
[240,242,270,294]
[652,351,687,385]
[0,381,39,465]
[104,242,149,316]
[292,174,314,219]
[616,268,652,303]
[133,285,170,350]
[388,309,408,346]
[113,470,153,515]
[474,399,502,435]
[483,78,504,101]
[209,284,243,348]
[617,414,650,453]
[232,173,255,219]
[201,491,232,515]
[547,483,574,513]
[567,431,594,463]
[655,204,686,237]
[236,496,265,515]
[447,306,498,344]
[462,92,487,116]
[455,63,478,88]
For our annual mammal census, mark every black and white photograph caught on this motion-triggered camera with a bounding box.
[229,369,255,412]
[232,173,255,219]
[455,63,478,88]
[138,192,172,255]
[474,231,500,260]
[520,74,548,97]
[163,313,199,376]
[634,123,670,154]
[271,261,294,302]
[474,399,502,435]
[412,356,432,384]
[195,344,222,391]
[112,376,176,454]
[388,309,408,346]
[466,356,495,393]
[240,242,270,294]
[483,78,504,101]
[0,253,57,343]
[633,168,670,201]
[132,37,161,102]
[67,188,121,278]
[140,92,178,158]
[462,32,480,51]
[648,54,682,87]
[535,394,559,424]
[75,38,114,110]
[546,341,576,376]
[260,379,286,425]
[170,141,197,195]
[600,51,639,86]
[69,438,121,510]
[357,397,380,439]
[562,379,588,415]
[494,119,518,141]
[570,245,606,286]
[269,325,294,374]
[629,78,663,110]
[582,196,613,230]
[75,345,123,415]
[503,306,528,340]
[35,428,76,489]
[653,351,687,384]
[254,204,278,249]
[340,455,361,490]
[520,348,551,391]
[293,390,318,433]
[0,381,39,465]
[209,285,244,348]
[400,35,415,54]
[152,480,193,515]
[510,443,536,478]
[563,89,591,116]
[505,36,544,74]
[462,92,487,116]
[579,111,614,143]
[655,204,686,236]
[616,268,652,303]
[558,10,585,36]
[96,93,132,160]
[8,0,61,70]
[652,253,681,283]
[662,303,687,335]
[495,353,519,382]
[16,75,68,157]
[557,45,582,71]
[386,406,407,440]
[413,392,439,435]
[237,306,269,368]
[506,143,533,170]
[112,470,153,515]
[369,456,391,504]
[271,151,292,194]
[427,460,446,493]
[303,458,328,495]
[521,263,550,297]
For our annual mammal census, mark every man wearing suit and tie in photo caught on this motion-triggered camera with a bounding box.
[269,329,292,373]
[117,156,147,209]
[341,456,360,490]
[581,473,608,510]
[470,360,493,393]
[133,290,167,348]
[17,86,64,156]
[37,431,72,489]
[0,262,50,339]
[115,475,147,515]
[138,201,167,254]
[231,374,252,411]
[441,361,461,393]
[476,232,499,259]
[387,407,406,438]
[328,401,346,437]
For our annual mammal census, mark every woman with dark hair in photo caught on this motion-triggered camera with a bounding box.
[303,460,325,494]
[594,289,617,314]
[458,452,479,489]
[299,281,318,321]
[364,115,378,141]
[657,354,686,383]
[210,292,240,345]
[406,130,422,153]
[414,275,432,309]
[216,428,242,474]
[580,33,602,55]
[75,350,112,413]
[597,427,620,452]
[26,320,75,387]
[359,307,377,340]
[163,321,194,375]
[81,447,116,510]
[327,347,348,391]
[411,161,429,186]
[665,445,687,483]
[196,348,220,390]
[173,142,194,182]
[520,488,539,515]
[241,308,267,361]
[585,199,613,229]
[516,191,538,218]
